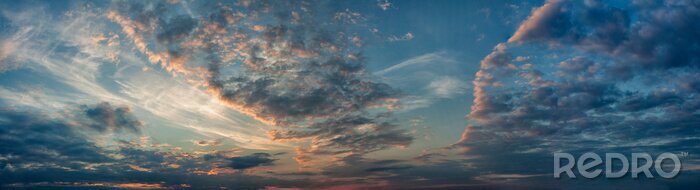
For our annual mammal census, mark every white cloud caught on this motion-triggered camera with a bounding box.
[376,51,468,112]
[387,32,414,42]
[377,0,392,11]
[426,76,469,98]
[375,51,454,76]
[395,96,433,112]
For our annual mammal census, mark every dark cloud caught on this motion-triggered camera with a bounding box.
[203,17,397,126]
[192,139,223,147]
[319,155,414,179]
[0,109,112,171]
[0,102,148,181]
[365,165,413,172]
[227,153,276,170]
[156,15,198,44]
[315,156,487,189]
[618,90,683,112]
[0,107,298,189]
[82,102,142,133]
[508,0,578,43]
[510,0,700,71]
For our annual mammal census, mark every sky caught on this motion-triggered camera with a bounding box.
[1,0,700,189]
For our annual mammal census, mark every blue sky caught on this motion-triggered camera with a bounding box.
[1,0,700,189]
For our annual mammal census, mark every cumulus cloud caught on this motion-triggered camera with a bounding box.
[507,0,574,43]
[459,0,700,180]
[510,0,700,71]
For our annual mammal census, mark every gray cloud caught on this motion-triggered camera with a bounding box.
[227,152,276,170]
[269,114,412,157]
[0,109,112,171]
[0,106,298,189]
[192,139,223,147]
[510,0,700,72]
[156,15,198,44]
[82,102,142,133]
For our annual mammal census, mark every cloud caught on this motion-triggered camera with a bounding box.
[192,139,223,147]
[0,102,287,187]
[426,76,469,98]
[1,2,414,182]
[0,2,280,152]
[227,153,276,170]
[377,0,393,11]
[82,102,142,133]
[0,38,17,67]
[459,1,700,183]
[388,32,414,42]
[104,0,412,162]
[508,0,574,43]
[334,9,366,24]
[376,52,468,111]
[0,105,294,188]
[394,96,433,111]
[474,173,548,183]
[510,0,700,71]
[156,15,198,45]
[1,1,457,188]
[269,114,413,163]
[375,52,453,76]
[0,108,113,171]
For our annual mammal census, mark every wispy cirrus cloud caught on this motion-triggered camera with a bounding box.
[377,51,469,111]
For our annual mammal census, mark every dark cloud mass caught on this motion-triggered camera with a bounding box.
[0,106,293,189]
[0,109,112,171]
[461,0,700,183]
[82,102,142,133]
[510,0,700,70]
[0,102,141,173]
[227,152,275,170]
